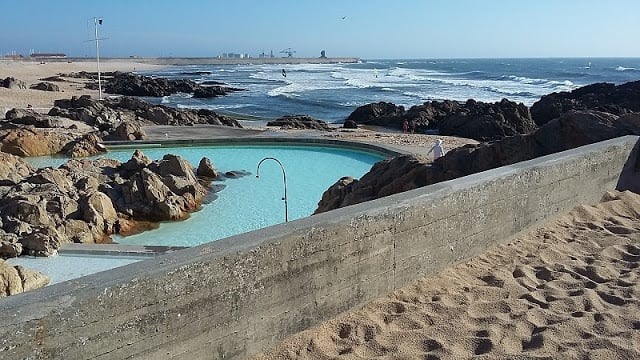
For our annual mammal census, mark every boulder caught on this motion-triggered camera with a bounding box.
[315,156,430,214]
[30,82,60,92]
[0,260,49,297]
[266,115,332,130]
[345,102,405,128]
[192,86,230,98]
[1,77,26,89]
[62,132,107,157]
[5,108,65,128]
[112,121,147,140]
[438,99,536,141]
[342,119,358,129]
[0,128,74,156]
[0,152,34,185]
[531,81,640,126]
[197,157,218,178]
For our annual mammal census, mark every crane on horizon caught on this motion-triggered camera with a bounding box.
[280,48,296,57]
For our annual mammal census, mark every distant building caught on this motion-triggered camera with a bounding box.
[222,53,249,59]
[30,53,66,58]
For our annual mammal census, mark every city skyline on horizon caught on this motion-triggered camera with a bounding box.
[2,0,639,59]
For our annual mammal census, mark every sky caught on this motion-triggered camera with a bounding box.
[2,0,639,59]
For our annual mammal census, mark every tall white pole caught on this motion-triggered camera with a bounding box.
[94,17,102,100]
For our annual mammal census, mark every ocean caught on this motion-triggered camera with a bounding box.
[144,58,640,125]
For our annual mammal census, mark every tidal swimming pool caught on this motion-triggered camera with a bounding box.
[26,143,388,247]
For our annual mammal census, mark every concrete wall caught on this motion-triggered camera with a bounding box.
[1,136,638,359]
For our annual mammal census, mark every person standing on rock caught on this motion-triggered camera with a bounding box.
[428,139,445,160]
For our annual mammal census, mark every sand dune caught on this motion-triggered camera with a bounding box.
[253,190,640,359]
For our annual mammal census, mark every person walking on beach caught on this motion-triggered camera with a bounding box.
[402,120,409,134]
[428,139,445,160]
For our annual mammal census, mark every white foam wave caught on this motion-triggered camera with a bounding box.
[615,66,638,72]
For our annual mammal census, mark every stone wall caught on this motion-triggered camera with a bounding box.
[0,136,638,359]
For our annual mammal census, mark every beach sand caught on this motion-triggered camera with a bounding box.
[0,60,162,114]
[252,190,640,359]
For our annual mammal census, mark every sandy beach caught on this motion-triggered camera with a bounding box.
[0,59,162,115]
[1,60,637,359]
[253,190,640,359]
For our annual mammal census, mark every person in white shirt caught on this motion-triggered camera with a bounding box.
[428,139,445,160]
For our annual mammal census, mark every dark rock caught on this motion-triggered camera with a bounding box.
[531,81,640,126]
[51,95,241,130]
[438,99,536,141]
[200,80,227,86]
[1,77,26,89]
[314,156,429,214]
[180,71,213,75]
[342,119,358,129]
[39,76,66,82]
[30,82,60,92]
[266,115,332,131]
[192,86,229,98]
[100,71,242,98]
[315,110,640,214]
[4,108,64,128]
[345,99,535,141]
[345,102,405,128]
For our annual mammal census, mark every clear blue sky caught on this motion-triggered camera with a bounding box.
[2,0,639,59]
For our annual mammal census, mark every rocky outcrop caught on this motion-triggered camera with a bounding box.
[4,108,65,128]
[0,259,49,298]
[1,77,26,89]
[61,133,106,157]
[345,102,405,128]
[438,99,536,141]
[315,110,640,213]
[0,128,75,156]
[0,150,216,258]
[30,82,60,92]
[51,95,241,132]
[95,71,242,98]
[531,81,640,126]
[345,99,536,141]
[266,115,332,130]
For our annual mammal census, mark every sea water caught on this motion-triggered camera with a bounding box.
[145,58,640,123]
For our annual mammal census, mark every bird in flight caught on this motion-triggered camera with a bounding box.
[341,16,346,20]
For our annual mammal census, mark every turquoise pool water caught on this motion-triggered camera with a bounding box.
[7,254,145,285]
[25,144,385,247]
